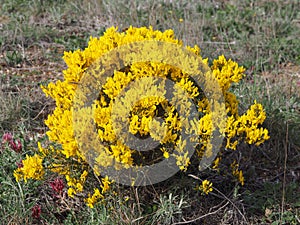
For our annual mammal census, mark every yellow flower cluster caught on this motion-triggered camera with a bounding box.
[230,160,245,186]
[14,154,44,182]
[225,100,269,150]
[13,26,270,207]
[199,179,213,195]
[212,55,245,91]
[85,188,103,208]
[66,170,88,197]
[84,176,111,208]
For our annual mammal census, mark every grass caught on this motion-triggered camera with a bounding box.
[0,0,299,224]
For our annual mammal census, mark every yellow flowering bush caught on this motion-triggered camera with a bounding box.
[14,26,269,208]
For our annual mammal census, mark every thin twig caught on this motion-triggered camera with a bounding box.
[200,41,236,45]
[280,122,288,224]
[188,174,247,222]
[135,187,142,216]
[132,217,144,223]
[295,214,300,223]
[171,201,229,225]
[32,104,48,120]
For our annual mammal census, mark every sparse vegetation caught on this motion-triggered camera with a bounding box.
[0,0,299,224]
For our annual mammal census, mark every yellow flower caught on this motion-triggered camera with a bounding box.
[230,160,245,185]
[238,170,245,186]
[14,154,44,183]
[85,188,103,208]
[211,55,245,91]
[67,187,76,198]
[76,183,83,192]
[177,77,199,98]
[37,142,47,156]
[212,157,221,170]
[80,170,88,182]
[175,151,190,172]
[13,170,22,182]
[199,179,213,195]
[101,176,111,194]
[163,151,170,159]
